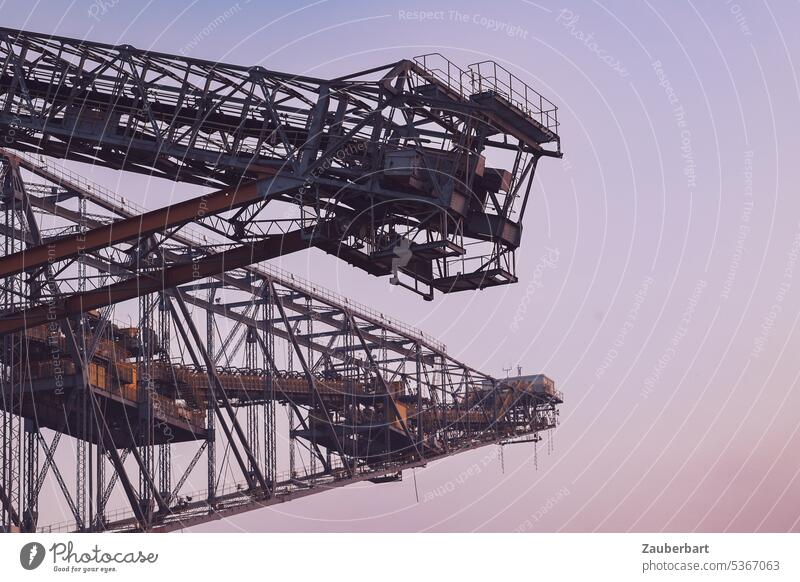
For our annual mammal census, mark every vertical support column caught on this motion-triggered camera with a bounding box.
[416,344,423,445]
[157,444,171,505]
[244,327,260,482]
[262,298,276,487]
[76,391,87,531]
[306,297,316,482]
[94,238,109,530]
[441,357,449,450]
[206,287,216,502]
[23,420,38,531]
[382,330,390,463]
[1,333,23,532]
[0,172,24,531]
[288,410,296,479]
[287,312,296,479]
[75,191,89,531]
[137,292,155,525]
[492,378,500,443]
[94,436,105,530]
[158,294,171,504]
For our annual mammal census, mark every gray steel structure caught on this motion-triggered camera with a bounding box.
[0,27,560,299]
[0,28,563,533]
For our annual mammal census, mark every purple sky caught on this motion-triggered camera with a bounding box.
[4,0,799,532]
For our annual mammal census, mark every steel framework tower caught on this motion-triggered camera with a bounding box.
[0,28,563,533]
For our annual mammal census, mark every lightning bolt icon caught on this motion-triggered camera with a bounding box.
[390,239,413,285]
[28,545,38,566]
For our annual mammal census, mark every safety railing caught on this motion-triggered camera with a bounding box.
[10,149,149,216]
[412,53,471,97]
[468,60,559,132]
[411,54,559,133]
[255,262,447,353]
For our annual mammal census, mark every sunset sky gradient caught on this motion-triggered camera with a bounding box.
[3,0,799,532]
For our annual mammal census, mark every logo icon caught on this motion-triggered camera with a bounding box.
[389,239,413,285]
[20,542,46,570]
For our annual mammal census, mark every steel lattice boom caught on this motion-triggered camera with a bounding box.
[0,27,560,299]
[0,27,563,533]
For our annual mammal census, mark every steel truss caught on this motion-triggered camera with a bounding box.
[0,151,561,532]
[0,28,561,299]
[0,27,564,533]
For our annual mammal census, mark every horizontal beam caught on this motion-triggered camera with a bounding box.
[0,172,299,279]
[0,227,313,334]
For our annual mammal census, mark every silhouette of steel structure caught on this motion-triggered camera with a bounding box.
[0,28,563,532]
